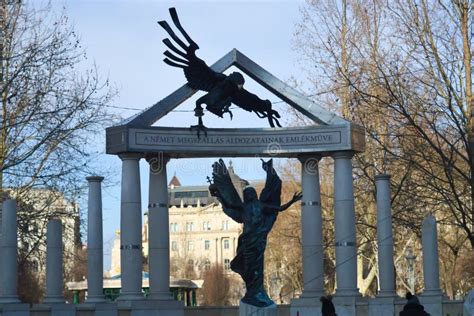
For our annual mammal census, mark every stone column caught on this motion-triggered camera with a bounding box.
[298,156,324,298]
[147,155,172,300]
[375,174,396,296]
[86,176,105,302]
[333,151,359,296]
[422,214,441,296]
[0,199,20,303]
[44,219,64,303]
[118,153,143,301]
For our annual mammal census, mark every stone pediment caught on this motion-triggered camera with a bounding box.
[106,49,365,157]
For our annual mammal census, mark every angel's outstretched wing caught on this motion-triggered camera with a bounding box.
[231,89,282,128]
[259,159,282,207]
[211,159,244,222]
[158,8,226,91]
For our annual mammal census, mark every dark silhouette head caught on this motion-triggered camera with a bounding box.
[243,186,258,202]
[406,292,413,300]
[228,72,245,89]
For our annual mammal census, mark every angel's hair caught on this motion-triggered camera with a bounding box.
[243,186,258,202]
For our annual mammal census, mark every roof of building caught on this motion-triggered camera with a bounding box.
[165,163,265,208]
[168,173,181,188]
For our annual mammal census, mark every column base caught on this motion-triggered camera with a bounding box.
[116,292,144,301]
[0,296,21,304]
[419,293,442,316]
[117,299,184,316]
[85,295,106,303]
[50,304,75,316]
[335,288,361,297]
[0,302,29,316]
[377,290,397,298]
[368,296,395,316]
[332,296,360,316]
[76,302,118,316]
[43,295,65,304]
[290,296,322,316]
[239,300,276,316]
[421,288,442,296]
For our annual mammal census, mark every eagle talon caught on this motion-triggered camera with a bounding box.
[190,123,208,138]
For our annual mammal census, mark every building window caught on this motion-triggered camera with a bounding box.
[203,221,211,231]
[187,241,194,251]
[170,223,178,232]
[171,241,178,251]
[204,240,210,250]
[204,259,211,271]
[223,239,230,249]
[222,220,230,230]
[224,258,230,271]
[186,222,194,232]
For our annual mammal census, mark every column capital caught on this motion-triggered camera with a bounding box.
[118,152,143,161]
[145,153,170,165]
[375,174,391,181]
[86,175,104,183]
[332,151,355,159]
[297,154,322,163]
[146,153,170,175]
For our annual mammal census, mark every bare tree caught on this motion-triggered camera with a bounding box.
[0,1,114,196]
[200,264,232,306]
[294,0,474,297]
[0,1,114,303]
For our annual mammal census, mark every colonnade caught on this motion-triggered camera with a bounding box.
[0,150,444,306]
[117,153,172,301]
[298,152,360,298]
[296,153,437,300]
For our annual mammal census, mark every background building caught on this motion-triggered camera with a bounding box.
[1,189,81,302]
[110,162,259,279]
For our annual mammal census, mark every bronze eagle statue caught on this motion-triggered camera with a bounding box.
[158,8,282,137]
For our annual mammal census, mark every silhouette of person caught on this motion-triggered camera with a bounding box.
[400,292,430,316]
[321,296,337,316]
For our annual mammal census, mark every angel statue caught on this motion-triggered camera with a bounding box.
[158,8,282,138]
[208,159,302,307]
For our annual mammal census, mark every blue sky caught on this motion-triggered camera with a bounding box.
[55,0,307,268]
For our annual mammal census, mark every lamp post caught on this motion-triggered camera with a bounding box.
[405,246,416,293]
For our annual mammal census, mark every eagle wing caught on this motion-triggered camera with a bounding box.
[158,8,226,92]
[231,89,282,127]
[259,159,282,207]
[211,159,244,222]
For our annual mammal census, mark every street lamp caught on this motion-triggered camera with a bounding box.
[405,246,417,294]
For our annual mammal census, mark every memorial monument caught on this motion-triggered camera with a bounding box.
[106,6,365,316]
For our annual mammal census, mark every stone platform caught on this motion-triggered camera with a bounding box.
[239,301,277,316]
